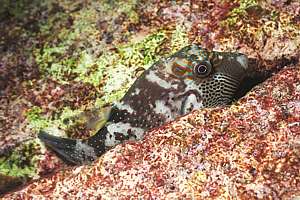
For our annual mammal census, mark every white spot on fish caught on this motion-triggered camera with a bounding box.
[236,55,248,70]
[75,141,97,161]
[181,93,203,114]
[153,100,173,120]
[188,44,199,55]
[114,102,135,114]
[133,88,140,95]
[145,70,174,89]
[163,57,176,75]
[104,132,117,147]
[183,79,203,94]
[105,122,145,146]
[188,45,205,61]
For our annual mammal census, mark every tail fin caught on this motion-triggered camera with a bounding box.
[38,131,105,165]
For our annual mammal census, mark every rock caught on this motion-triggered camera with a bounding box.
[1,0,300,197]
[2,66,300,199]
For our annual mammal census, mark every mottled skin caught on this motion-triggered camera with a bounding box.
[39,45,249,165]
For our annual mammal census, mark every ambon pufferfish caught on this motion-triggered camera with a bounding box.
[39,44,250,165]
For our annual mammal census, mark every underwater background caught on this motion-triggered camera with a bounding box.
[0,0,299,199]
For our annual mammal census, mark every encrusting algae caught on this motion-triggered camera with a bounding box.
[0,0,299,197]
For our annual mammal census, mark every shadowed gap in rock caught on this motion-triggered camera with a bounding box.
[233,56,299,100]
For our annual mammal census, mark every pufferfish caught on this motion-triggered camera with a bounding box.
[39,44,249,165]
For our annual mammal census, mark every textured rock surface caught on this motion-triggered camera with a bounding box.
[1,0,300,198]
[2,66,300,199]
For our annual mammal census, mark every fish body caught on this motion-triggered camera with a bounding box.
[39,45,249,165]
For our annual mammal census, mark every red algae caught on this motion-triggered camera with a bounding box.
[1,0,300,197]
[3,66,300,199]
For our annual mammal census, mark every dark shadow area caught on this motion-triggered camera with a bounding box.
[233,56,299,100]
[0,174,26,196]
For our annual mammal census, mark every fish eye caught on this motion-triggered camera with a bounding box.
[193,61,212,77]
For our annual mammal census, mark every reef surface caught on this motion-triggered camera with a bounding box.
[0,0,299,198]
[3,65,300,199]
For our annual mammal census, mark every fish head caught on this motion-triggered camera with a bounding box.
[119,44,250,127]
[162,44,249,108]
[166,44,248,82]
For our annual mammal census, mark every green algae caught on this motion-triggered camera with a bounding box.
[25,106,51,131]
[223,0,258,26]
[96,0,139,23]
[0,140,41,178]
[170,24,190,53]
[0,0,40,20]
[25,106,86,134]
[34,0,140,84]
[55,107,83,131]
[36,27,168,107]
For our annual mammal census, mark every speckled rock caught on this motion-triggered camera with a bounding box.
[1,0,300,197]
[2,66,300,199]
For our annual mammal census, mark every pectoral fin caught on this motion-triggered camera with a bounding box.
[86,106,112,130]
[70,106,112,131]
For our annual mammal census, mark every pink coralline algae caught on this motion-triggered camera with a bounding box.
[3,66,300,199]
